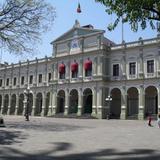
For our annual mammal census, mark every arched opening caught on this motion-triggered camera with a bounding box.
[28,93,33,115]
[18,94,24,115]
[69,89,78,114]
[127,87,139,119]
[44,92,50,116]
[35,93,42,116]
[57,90,65,113]
[0,95,2,112]
[10,94,16,115]
[3,94,9,114]
[145,86,158,117]
[110,88,121,119]
[83,88,92,114]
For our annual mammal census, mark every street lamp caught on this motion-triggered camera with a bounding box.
[105,95,112,120]
[24,86,32,121]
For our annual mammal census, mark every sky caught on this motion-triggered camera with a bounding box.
[1,0,158,64]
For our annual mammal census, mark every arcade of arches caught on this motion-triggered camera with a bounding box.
[0,86,160,119]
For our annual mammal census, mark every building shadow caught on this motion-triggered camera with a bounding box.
[0,142,160,160]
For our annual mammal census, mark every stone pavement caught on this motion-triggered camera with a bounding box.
[0,115,160,160]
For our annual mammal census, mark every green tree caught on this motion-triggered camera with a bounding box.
[0,0,56,54]
[96,0,160,32]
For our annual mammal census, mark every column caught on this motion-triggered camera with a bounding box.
[66,61,70,80]
[122,54,126,78]
[97,87,103,119]
[51,89,57,115]
[79,59,83,79]
[1,95,4,114]
[53,63,58,81]
[23,94,27,116]
[15,94,19,115]
[48,91,53,116]
[93,57,97,76]
[91,87,97,117]
[64,89,69,115]
[120,89,127,119]
[7,94,11,115]
[97,56,103,76]
[41,92,46,116]
[31,93,36,116]
[138,87,145,120]
[77,88,83,116]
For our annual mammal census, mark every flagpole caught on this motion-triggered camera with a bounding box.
[122,16,124,43]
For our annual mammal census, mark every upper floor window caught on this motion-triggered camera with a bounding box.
[113,64,119,76]
[38,74,42,83]
[6,78,9,86]
[84,59,92,77]
[29,75,33,84]
[13,77,17,86]
[0,79,2,87]
[71,61,78,78]
[21,76,24,85]
[48,73,52,82]
[147,60,154,73]
[129,62,136,75]
[59,63,65,79]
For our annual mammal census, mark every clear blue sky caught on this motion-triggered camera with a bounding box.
[1,0,158,64]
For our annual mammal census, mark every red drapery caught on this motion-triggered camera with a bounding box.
[59,63,65,74]
[71,62,78,72]
[84,60,92,70]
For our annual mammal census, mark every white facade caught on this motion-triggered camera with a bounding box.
[0,21,160,119]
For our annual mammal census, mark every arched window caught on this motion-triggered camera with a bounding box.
[84,58,92,77]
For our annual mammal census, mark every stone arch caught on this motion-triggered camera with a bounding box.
[127,87,139,119]
[0,95,2,112]
[10,94,16,115]
[18,94,24,115]
[83,88,92,114]
[57,90,65,113]
[145,86,158,117]
[44,92,50,116]
[110,88,121,119]
[3,94,9,114]
[35,92,42,116]
[69,89,78,114]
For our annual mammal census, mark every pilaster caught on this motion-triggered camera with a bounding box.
[64,89,69,115]
[77,88,83,116]
[41,92,46,116]
[15,94,19,115]
[97,87,103,119]
[91,87,97,117]
[120,90,127,120]
[138,87,145,120]
[7,94,11,115]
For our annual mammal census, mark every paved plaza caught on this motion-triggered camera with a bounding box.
[0,116,160,160]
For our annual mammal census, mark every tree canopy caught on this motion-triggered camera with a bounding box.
[0,0,56,54]
[96,0,160,32]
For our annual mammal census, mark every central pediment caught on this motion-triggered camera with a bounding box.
[51,20,104,44]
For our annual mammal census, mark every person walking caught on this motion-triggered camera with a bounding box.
[148,113,152,127]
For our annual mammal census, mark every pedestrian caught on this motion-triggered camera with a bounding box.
[157,113,160,128]
[148,114,152,127]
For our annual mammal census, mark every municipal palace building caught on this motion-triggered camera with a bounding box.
[0,20,160,120]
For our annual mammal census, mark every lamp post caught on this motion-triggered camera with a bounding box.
[24,86,32,121]
[105,95,112,120]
